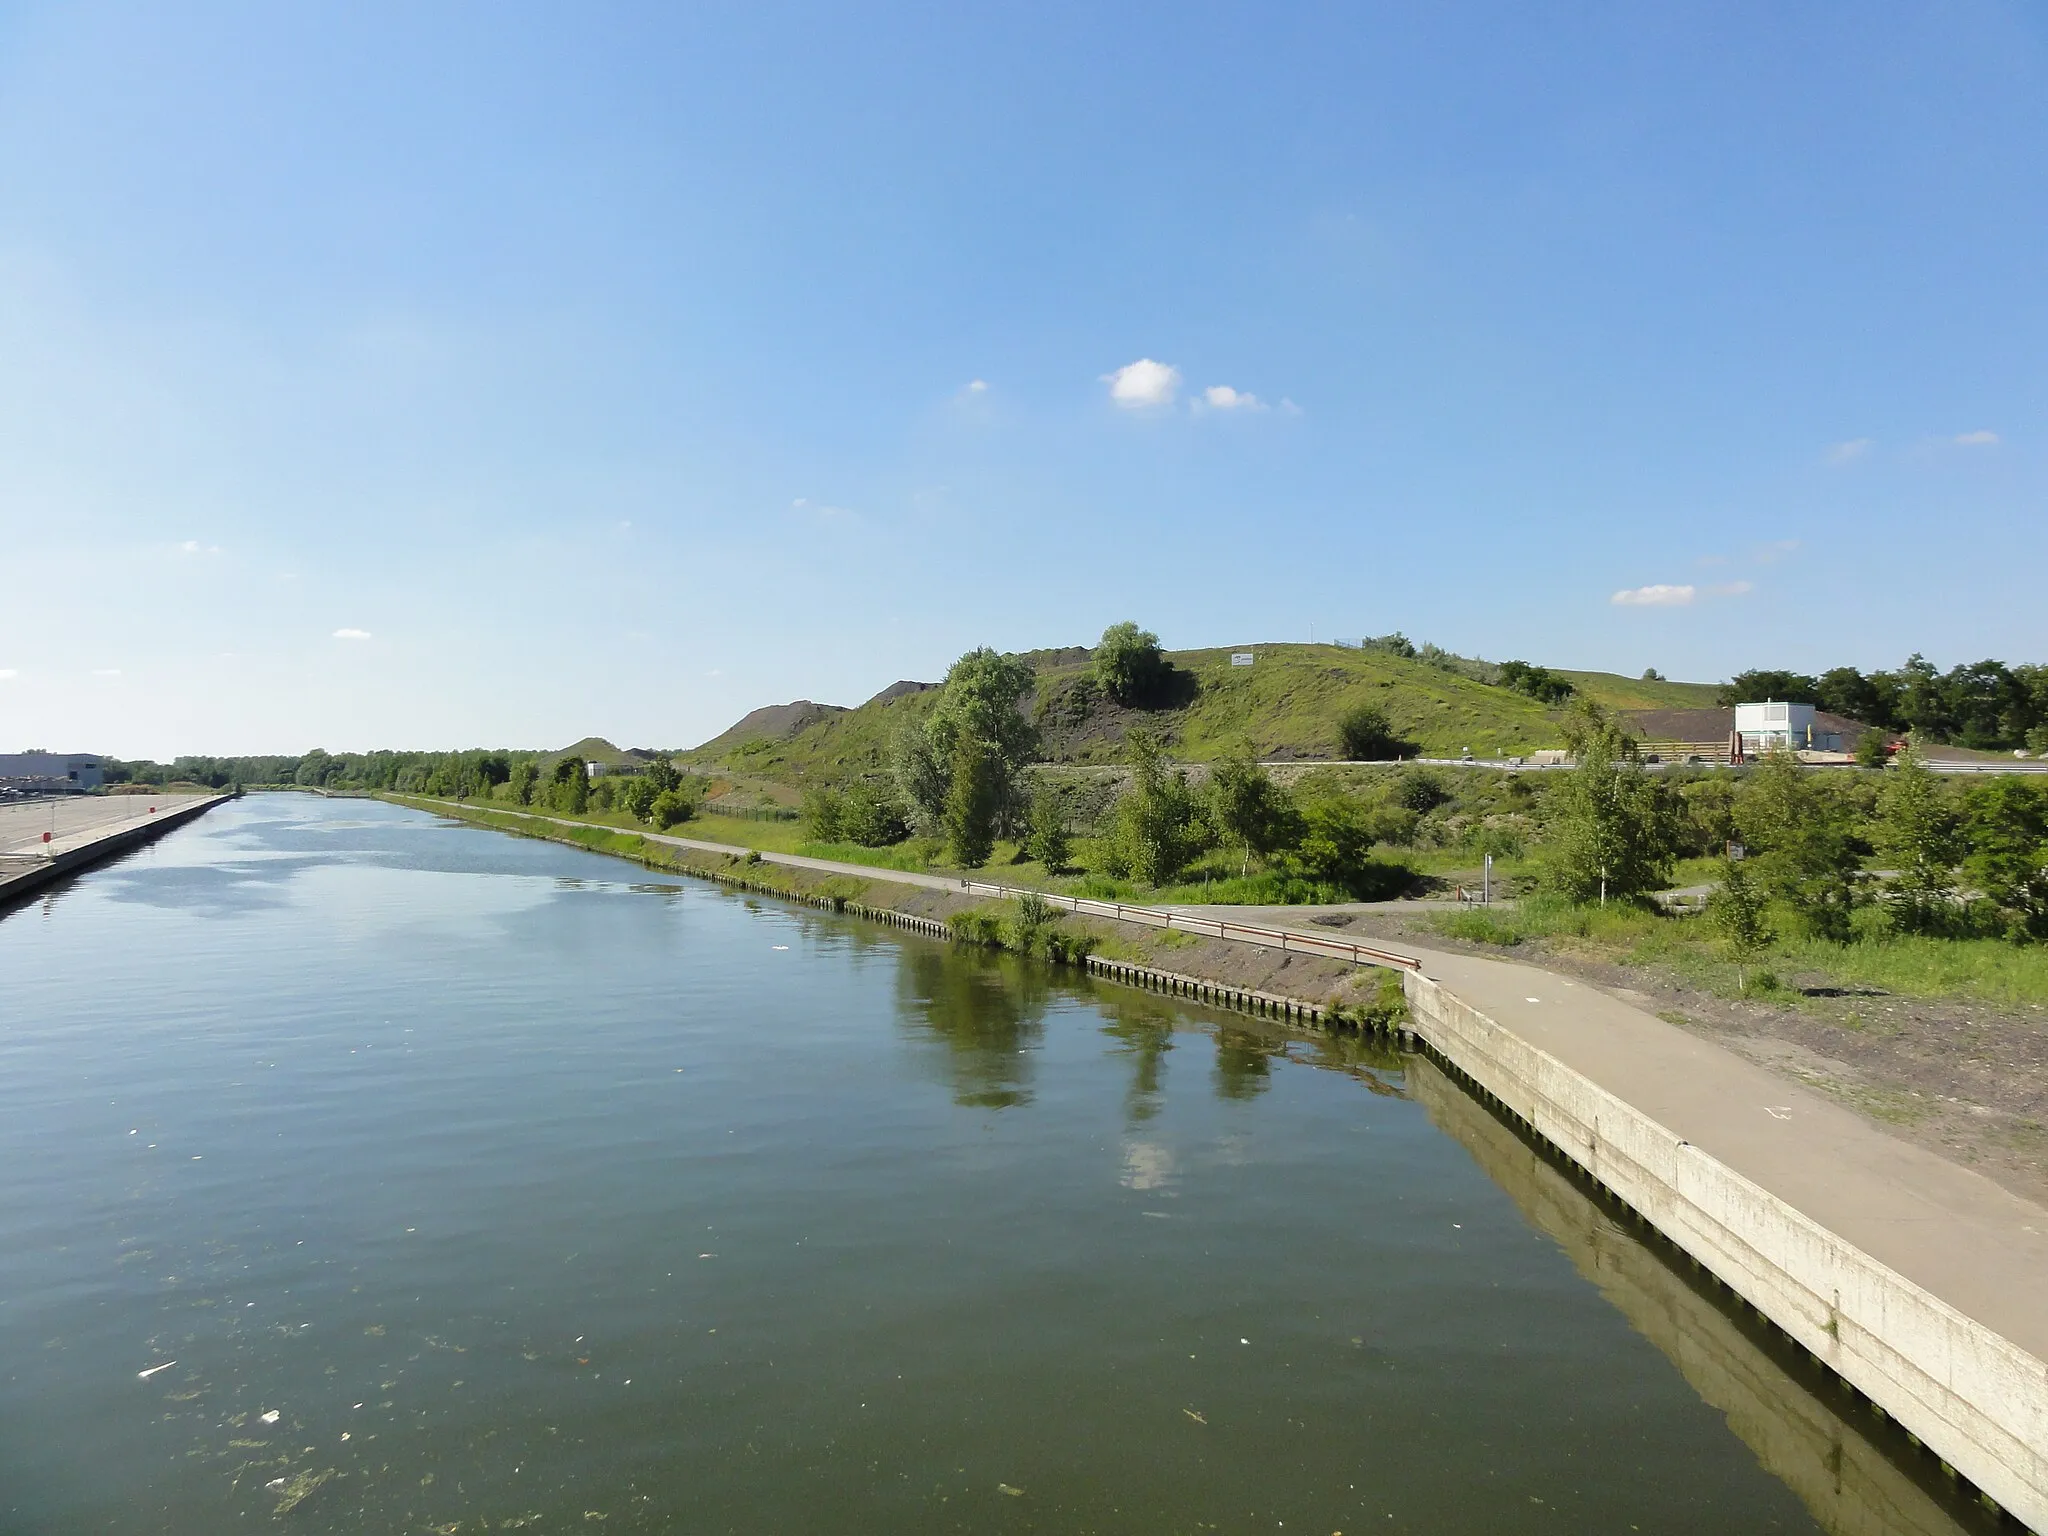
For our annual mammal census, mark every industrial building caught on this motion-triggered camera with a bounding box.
[0,752,105,792]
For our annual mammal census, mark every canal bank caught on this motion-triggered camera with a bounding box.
[395,794,2048,1530]
[0,793,229,912]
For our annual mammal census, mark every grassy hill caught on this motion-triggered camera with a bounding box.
[684,643,1722,787]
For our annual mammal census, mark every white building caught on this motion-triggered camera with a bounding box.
[0,752,105,790]
[1734,702,1843,755]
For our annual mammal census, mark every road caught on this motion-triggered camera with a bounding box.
[0,793,215,860]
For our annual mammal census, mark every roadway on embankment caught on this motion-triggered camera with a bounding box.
[453,802,2048,1360]
[0,793,224,906]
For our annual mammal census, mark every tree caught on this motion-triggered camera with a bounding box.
[1024,784,1072,873]
[1545,714,1681,902]
[1496,660,1575,704]
[1872,742,1962,933]
[619,776,658,823]
[1709,856,1773,990]
[550,757,589,814]
[1093,622,1166,706]
[1818,667,1885,725]
[1855,729,1890,770]
[1961,777,2048,941]
[896,646,1038,837]
[510,760,539,805]
[1104,729,1206,885]
[1209,748,1299,875]
[649,788,695,829]
[647,756,682,794]
[1734,747,1860,939]
[801,787,844,842]
[838,780,909,846]
[1337,702,1403,761]
[1716,670,1820,707]
[944,735,1003,867]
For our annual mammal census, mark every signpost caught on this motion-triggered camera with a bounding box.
[1230,652,1254,667]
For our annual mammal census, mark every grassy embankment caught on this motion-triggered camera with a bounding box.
[685,642,1719,783]
[1429,894,2048,1009]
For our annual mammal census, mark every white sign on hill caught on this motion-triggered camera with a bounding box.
[1231,652,1254,667]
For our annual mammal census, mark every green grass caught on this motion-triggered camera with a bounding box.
[685,640,1728,784]
[1423,892,2048,1006]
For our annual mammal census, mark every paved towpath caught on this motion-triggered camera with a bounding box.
[444,801,2048,1362]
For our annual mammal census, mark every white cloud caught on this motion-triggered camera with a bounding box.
[965,379,989,393]
[1752,539,1800,564]
[1828,438,1872,464]
[1611,584,1697,607]
[332,627,371,640]
[91,668,121,677]
[1279,397,1303,415]
[1708,580,1756,598]
[1200,384,1266,412]
[1954,429,1999,445]
[1103,358,1180,408]
[178,539,222,554]
[792,497,853,518]
[0,668,17,680]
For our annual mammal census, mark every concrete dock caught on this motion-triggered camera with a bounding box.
[0,793,226,908]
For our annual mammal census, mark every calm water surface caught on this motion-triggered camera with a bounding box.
[0,797,1969,1532]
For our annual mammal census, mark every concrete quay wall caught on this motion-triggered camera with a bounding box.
[0,794,227,910]
[1404,970,2048,1532]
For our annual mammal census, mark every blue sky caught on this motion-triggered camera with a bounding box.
[2,2,2043,756]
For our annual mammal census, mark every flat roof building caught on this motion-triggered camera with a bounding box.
[0,752,105,791]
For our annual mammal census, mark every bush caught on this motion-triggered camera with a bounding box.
[1093,621,1167,705]
[1392,769,1450,813]
[650,789,697,830]
[800,787,843,842]
[947,909,1006,946]
[1436,909,1522,946]
[1025,788,1072,873]
[839,781,910,847]
[1337,702,1409,761]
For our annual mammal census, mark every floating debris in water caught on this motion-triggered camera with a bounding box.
[136,1360,177,1380]
[1183,1408,1207,1424]
[259,1409,280,1424]
[997,1484,1024,1497]
[271,1467,334,1515]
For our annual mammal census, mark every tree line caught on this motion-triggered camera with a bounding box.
[1718,656,2048,752]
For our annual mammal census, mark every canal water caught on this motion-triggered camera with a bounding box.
[0,796,1989,1533]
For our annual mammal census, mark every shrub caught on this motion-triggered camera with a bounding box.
[947,909,1006,946]
[839,781,910,846]
[1093,621,1167,705]
[1392,769,1450,813]
[650,789,697,829]
[800,787,844,842]
[1025,788,1072,873]
[1337,702,1403,761]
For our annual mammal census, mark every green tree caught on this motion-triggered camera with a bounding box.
[1337,701,1403,761]
[1093,621,1166,705]
[896,647,1039,836]
[1288,794,1405,897]
[1734,747,1860,939]
[944,735,1003,867]
[1854,728,1890,769]
[1961,777,2048,941]
[801,787,844,842]
[647,756,682,794]
[1709,856,1773,990]
[1872,742,1962,933]
[1105,729,1206,885]
[1546,714,1681,902]
[549,757,589,814]
[838,780,909,846]
[650,788,696,829]
[1209,748,1300,875]
[510,759,539,805]
[1024,783,1072,873]
[619,776,658,823]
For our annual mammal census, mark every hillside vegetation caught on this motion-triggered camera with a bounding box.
[686,641,1718,786]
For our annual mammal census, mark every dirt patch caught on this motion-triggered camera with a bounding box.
[1340,910,2048,1208]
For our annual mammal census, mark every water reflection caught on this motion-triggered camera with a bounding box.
[1098,992,1176,1125]
[895,944,1050,1107]
[1212,1024,1283,1101]
[1408,1056,1997,1536]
